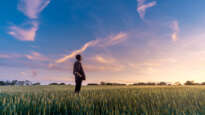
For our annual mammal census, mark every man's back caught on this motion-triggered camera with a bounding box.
[73,61,86,80]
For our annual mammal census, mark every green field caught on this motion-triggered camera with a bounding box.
[0,85,205,115]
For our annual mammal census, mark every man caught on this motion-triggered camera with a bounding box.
[73,54,86,93]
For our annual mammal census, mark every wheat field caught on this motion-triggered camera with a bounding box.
[0,85,205,115]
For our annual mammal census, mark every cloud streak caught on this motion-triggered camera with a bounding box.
[8,22,38,41]
[56,32,128,63]
[102,32,128,46]
[84,55,125,72]
[170,20,180,41]
[56,40,99,63]
[84,64,125,72]
[25,52,49,61]
[94,55,116,64]
[137,0,156,19]
[0,54,22,59]
[0,51,49,62]
[18,0,50,19]
[8,0,50,41]
[95,55,114,64]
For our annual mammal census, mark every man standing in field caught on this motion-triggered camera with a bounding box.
[73,54,86,93]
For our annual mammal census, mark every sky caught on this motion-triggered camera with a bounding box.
[1,0,205,84]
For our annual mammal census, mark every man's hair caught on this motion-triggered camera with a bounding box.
[76,54,81,60]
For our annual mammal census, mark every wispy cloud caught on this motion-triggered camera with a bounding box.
[8,0,50,41]
[56,32,128,63]
[137,0,156,20]
[20,72,26,76]
[84,64,125,72]
[0,54,22,59]
[56,40,99,63]
[101,32,128,47]
[8,22,38,41]
[0,51,49,62]
[18,0,50,19]
[25,51,49,61]
[0,54,13,59]
[170,20,180,41]
[94,55,116,64]
[85,55,124,72]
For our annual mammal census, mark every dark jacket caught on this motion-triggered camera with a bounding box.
[73,61,86,80]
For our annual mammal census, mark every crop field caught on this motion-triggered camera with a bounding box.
[0,86,205,115]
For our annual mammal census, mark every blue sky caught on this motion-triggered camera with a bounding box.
[1,0,205,84]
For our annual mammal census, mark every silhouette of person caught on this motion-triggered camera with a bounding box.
[73,54,86,93]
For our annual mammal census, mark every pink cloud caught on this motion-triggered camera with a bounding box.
[0,52,49,62]
[56,40,99,63]
[0,54,12,59]
[84,64,125,72]
[94,55,116,64]
[18,0,50,19]
[9,0,50,41]
[170,20,180,41]
[0,54,22,59]
[102,32,128,47]
[84,55,125,72]
[137,0,156,19]
[25,51,49,61]
[8,22,38,41]
[56,32,128,63]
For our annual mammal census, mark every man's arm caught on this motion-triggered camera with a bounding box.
[73,62,83,77]
[80,63,86,80]
[73,62,77,75]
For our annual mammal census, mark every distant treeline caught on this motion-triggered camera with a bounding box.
[0,80,71,86]
[0,80,204,86]
[133,82,169,86]
[48,83,71,85]
[87,81,205,86]
[87,81,168,86]
[0,80,40,86]
[88,82,126,86]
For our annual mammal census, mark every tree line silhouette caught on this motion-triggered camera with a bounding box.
[0,80,39,86]
[0,80,203,86]
[87,81,205,86]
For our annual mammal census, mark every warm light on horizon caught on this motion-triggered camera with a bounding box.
[0,0,205,84]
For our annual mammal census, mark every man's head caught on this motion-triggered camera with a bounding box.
[76,54,82,61]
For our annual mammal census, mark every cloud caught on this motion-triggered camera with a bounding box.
[84,55,125,72]
[8,22,38,41]
[137,0,156,19]
[20,72,26,75]
[0,54,22,59]
[84,64,125,72]
[94,55,116,64]
[101,32,128,47]
[8,0,50,41]
[0,52,49,61]
[56,40,99,63]
[18,0,50,19]
[56,32,128,63]
[170,20,180,41]
[51,54,124,72]
[25,51,49,61]
[0,54,13,59]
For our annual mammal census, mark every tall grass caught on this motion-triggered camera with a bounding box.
[0,85,205,114]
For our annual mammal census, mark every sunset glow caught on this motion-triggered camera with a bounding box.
[1,0,205,84]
